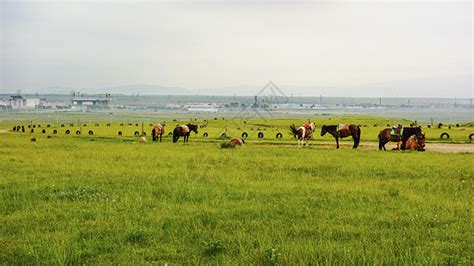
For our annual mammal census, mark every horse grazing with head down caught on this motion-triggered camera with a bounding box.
[321,124,361,149]
[173,124,198,144]
[289,123,315,146]
[151,123,165,142]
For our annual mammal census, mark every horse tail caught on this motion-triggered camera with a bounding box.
[378,131,383,150]
[289,124,299,137]
[172,128,178,143]
[354,126,361,148]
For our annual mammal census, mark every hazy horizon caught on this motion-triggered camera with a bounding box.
[1,1,472,98]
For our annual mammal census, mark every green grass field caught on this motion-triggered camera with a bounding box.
[1,116,473,264]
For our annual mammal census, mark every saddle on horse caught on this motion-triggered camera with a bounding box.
[337,124,349,133]
[179,125,190,133]
[390,125,402,136]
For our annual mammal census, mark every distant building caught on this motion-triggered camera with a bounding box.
[9,95,40,109]
[72,98,110,109]
[186,103,223,112]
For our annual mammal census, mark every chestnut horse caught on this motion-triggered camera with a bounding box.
[289,123,315,146]
[378,125,402,150]
[173,124,198,144]
[405,134,425,151]
[321,124,361,149]
[151,123,165,142]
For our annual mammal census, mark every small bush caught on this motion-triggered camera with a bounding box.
[220,141,235,149]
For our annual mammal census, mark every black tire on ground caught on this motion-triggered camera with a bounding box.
[440,133,450,139]
[149,123,153,127]
[65,130,70,134]
[38,124,41,128]
[53,130,57,134]
[118,131,122,136]
[12,126,16,132]
[42,129,46,134]
[258,132,264,139]
[142,132,146,136]
[135,123,139,126]
[47,124,50,128]
[120,123,124,126]
[203,132,208,137]
[427,125,431,128]
[469,134,474,140]
[61,124,64,127]
[88,130,94,135]
[76,130,81,135]
[456,124,460,127]
[107,123,111,126]
[134,131,140,136]
[276,133,283,138]
[241,132,248,139]
[70,124,74,127]
[95,123,99,127]
[30,129,34,133]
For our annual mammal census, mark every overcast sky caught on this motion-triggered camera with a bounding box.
[1,0,472,97]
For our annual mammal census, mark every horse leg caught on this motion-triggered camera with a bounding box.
[335,137,339,149]
[159,134,162,143]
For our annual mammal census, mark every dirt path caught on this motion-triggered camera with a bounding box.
[301,141,474,153]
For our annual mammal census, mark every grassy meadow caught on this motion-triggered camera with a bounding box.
[1,117,473,264]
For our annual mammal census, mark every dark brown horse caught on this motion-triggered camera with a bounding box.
[289,123,315,146]
[378,125,402,150]
[321,124,361,149]
[151,123,165,142]
[173,124,198,144]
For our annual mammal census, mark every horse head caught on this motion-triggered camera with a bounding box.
[417,133,426,151]
[187,124,198,134]
[320,125,327,136]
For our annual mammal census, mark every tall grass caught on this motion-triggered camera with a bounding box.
[0,131,473,264]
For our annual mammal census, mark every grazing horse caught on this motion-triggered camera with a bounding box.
[289,123,315,146]
[378,125,403,150]
[229,137,245,146]
[321,124,361,149]
[151,123,165,142]
[401,127,422,150]
[404,134,425,151]
[173,124,198,144]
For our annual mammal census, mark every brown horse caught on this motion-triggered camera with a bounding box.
[378,125,402,150]
[173,124,198,144]
[405,134,425,151]
[151,123,165,142]
[321,124,361,149]
[289,123,315,146]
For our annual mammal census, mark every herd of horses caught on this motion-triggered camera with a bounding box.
[153,122,425,151]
